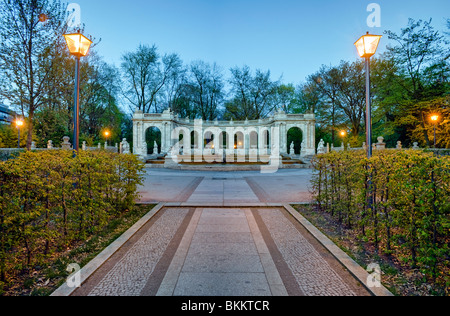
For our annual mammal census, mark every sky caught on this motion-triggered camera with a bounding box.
[73,0,449,85]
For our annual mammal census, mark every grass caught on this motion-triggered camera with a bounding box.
[1,203,156,296]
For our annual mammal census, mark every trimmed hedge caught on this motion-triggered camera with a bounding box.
[0,150,145,283]
[310,150,450,291]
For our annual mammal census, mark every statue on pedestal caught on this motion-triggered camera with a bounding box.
[317,139,326,154]
[121,139,130,154]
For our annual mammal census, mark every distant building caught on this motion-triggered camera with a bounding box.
[0,105,14,125]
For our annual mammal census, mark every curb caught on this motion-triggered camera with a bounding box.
[50,203,166,297]
[283,204,394,297]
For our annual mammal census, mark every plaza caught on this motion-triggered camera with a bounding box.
[52,168,393,297]
[2,0,448,299]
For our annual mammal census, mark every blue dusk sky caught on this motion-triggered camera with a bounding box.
[74,0,449,85]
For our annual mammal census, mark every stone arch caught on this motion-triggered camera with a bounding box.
[287,126,304,155]
[219,131,228,149]
[145,126,162,155]
[173,126,191,154]
[260,128,270,150]
[234,131,244,149]
[191,130,200,149]
[204,130,214,148]
[249,130,259,149]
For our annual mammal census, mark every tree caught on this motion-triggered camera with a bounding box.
[0,0,68,149]
[121,45,183,114]
[275,84,296,113]
[226,66,279,120]
[385,18,448,147]
[306,65,346,144]
[189,61,224,121]
[121,44,159,113]
[301,61,366,146]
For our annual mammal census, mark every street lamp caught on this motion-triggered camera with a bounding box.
[355,32,382,159]
[63,31,92,157]
[15,119,24,149]
[104,131,110,146]
[355,32,381,214]
[339,130,347,150]
[431,114,439,148]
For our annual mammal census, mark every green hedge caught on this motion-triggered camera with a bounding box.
[310,150,450,291]
[0,150,145,283]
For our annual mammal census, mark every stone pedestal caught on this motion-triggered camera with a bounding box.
[376,137,386,150]
[61,136,72,150]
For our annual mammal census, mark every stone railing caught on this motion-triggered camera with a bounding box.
[1,136,132,156]
[317,136,437,154]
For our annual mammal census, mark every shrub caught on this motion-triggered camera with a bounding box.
[0,150,145,283]
[310,150,450,291]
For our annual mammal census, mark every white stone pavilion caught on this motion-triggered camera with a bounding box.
[132,108,316,163]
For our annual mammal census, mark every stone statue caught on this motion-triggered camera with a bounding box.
[142,141,147,155]
[47,140,53,149]
[290,142,295,155]
[121,139,130,154]
[153,141,159,155]
[317,139,326,154]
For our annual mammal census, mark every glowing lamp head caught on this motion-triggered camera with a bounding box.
[340,131,347,137]
[431,115,439,122]
[104,131,110,137]
[63,32,92,58]
[354,32,382,58]
[16,119,24,127]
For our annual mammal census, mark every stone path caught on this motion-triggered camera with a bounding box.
[138,169,314,204]
[56,169,387,297]
[70,207,370,297]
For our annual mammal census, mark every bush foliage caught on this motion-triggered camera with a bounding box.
[310,150,450,292]
[0,150,145,284]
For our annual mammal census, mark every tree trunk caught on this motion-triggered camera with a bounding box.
[26,113,34,150]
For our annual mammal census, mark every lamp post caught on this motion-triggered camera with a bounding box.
[15,119,24,149]
[355,32,381,214]
[104,131,110,147]
[340,130,347,150]
[431,115,439,148]
[63,31,92,157]
[354,32,382,159]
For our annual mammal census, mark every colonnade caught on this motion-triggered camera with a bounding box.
[132,108,316,162]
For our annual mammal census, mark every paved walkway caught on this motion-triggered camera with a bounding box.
[53,169,383,297]
[71,207,370,296]
[138,169,314,205]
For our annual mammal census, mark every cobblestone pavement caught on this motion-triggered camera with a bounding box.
[257,209,358,296]
[72,207,370,296]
